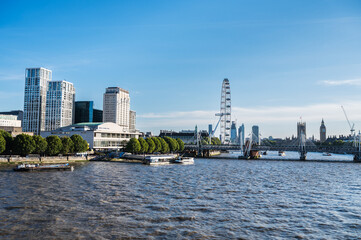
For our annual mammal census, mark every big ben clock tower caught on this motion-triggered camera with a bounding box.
[320,119,326,143]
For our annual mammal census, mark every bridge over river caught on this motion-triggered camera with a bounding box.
[184,144,361,161]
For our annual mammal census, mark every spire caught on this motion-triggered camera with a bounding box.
[321,118,324,124]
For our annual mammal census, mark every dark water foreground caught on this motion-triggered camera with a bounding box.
[1,159,361,239]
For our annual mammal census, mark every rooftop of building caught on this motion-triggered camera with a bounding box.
[105,87,129,94]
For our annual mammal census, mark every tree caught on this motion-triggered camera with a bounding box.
[159,137,170,154]
[32,135,48,155]
[0,135,5,154]
[126,138,141,154]
[61,136,74,155]
[146,138,155,153]
[201,139,208,145]
[152,137,162,153]
[0,129,13,154]
[46,135,63,156]
[13,134,35,156]
[138,138,149,153]
[176,138,185,152]
[71,134,88,153]
[164,136,179,152]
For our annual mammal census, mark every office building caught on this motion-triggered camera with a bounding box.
[75,101,103,124]
[208,124,213,135]
[41,122,141,150]
[93,109,103,122]
[45,80,75,131]
[320,119,326,143]
[75,101,94,123]
[103,87,130,128]
[23,67,52,135]
[230,121,237,144]
[129,110,136,131]
[238,123,245,145]
[252,125,260,145]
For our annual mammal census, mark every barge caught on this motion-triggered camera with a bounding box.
[14,163,74,172]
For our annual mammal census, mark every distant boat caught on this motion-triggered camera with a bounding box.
[14,163,73,172]
[143,155,173,165]
[278,151,286,157]
[262,151,267,155]
[171,157,194,165]
[323,152,332,156]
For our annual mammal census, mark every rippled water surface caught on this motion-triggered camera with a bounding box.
[1,159,361,239]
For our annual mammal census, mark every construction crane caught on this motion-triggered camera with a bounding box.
[341,105,356,146]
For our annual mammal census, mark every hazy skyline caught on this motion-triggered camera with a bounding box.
[1,0,361,138]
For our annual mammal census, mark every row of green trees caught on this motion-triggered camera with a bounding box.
[126,137,185,154]
[0,130,88,156]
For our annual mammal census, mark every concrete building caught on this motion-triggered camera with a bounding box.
[45,80,75,131]
[0,114,33,137]
[23,67,52,135]
[0,114,21,128]
[252,125,260,145]
[103,87,130,128]
[129,110,136,131]
[0,110,23,126]
[320,119,326,143]
[75,101,103,123]
[230,121,237,144]
[41,122,140,150]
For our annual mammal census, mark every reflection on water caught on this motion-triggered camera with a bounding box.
[1,159,361,239]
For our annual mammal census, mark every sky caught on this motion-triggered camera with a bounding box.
[1,0,361,139]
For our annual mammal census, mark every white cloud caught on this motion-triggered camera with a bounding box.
[320,79,361,86]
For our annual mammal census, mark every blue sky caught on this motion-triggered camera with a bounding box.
[1,0,361,138]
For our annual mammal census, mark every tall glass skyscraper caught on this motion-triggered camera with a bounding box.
[252,125,260,145]
[23,68,52,135]
[230,121,237,144]
[238,123,245,145]
[45,80,75,131]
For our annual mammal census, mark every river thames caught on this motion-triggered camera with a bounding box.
[1,156,361,239]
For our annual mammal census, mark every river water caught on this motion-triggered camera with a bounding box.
[1,157,361,239]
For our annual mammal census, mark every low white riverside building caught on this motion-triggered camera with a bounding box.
[41,122,141,150]
[0,114,21,128]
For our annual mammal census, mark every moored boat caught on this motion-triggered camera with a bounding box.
[322,152,332,156]
[171,157,194,165]
[143,156,172,165]
[278,151,286,157]
[14,163,74,172]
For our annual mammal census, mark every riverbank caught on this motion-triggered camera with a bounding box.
[0,155,97,164]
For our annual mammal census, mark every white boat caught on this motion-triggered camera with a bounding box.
[278,151,286,157]
[323,152,332,156]
[171,157,194,165]
[143,155,173,165]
